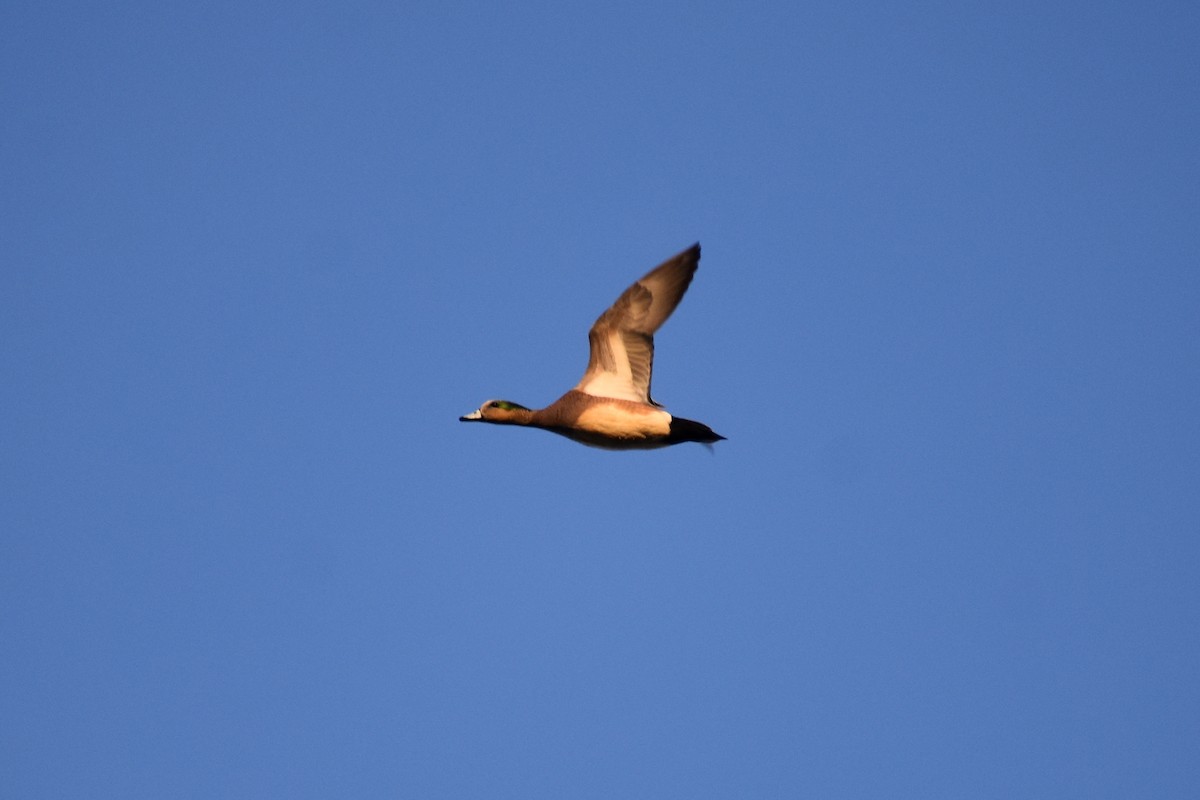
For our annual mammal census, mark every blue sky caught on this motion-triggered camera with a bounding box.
[3,2,1198,797]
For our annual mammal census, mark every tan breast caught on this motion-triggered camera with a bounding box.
[574,402,672,439]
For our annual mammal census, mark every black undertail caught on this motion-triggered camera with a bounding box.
[667,416,726,445]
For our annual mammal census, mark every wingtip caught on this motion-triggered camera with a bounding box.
[671,242,700,262]
[668,242,701,272]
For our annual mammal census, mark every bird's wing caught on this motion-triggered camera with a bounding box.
[575,243,700,405]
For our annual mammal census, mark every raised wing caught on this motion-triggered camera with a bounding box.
[574,244,700,405]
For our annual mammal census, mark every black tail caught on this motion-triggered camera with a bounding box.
[668,416,726,445]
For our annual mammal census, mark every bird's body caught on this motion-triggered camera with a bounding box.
[460,244,724,449]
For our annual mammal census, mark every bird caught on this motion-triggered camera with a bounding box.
[460,243,725,449]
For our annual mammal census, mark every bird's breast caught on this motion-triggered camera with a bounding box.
[573,403,672,439]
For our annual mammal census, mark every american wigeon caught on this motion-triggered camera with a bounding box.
[460,243,725,449]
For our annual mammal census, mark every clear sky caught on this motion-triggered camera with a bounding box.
[3,2,1198,797]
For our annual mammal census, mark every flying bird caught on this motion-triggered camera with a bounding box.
[460,243,724,449]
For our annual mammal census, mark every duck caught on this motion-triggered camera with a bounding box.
[460,243,725,449]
